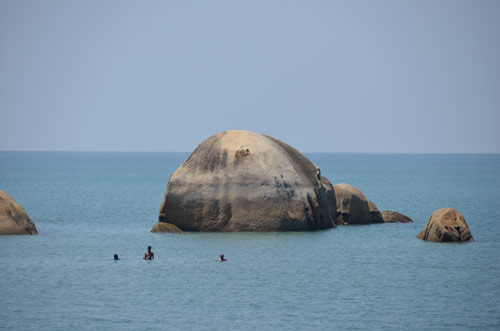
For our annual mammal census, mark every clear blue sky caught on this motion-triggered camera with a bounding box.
[1,0,499,153]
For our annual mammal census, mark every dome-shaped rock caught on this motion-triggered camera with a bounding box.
[0,191,37,235]
[334,183,370,225]
[381,210,413,223]
[151,222,183,233]
[156,130,337,232]
[368,201,384,224]
[417,208,473,242]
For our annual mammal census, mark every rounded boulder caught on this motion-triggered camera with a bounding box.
[0,191,37,235]
[417,208,474,242]
[368,201,384,224]
[151,222,183,233]
[381,211,413,223]
[334,183,370,225]
[157,130,337,231]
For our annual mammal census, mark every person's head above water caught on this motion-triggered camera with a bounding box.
[114,254,119,260]
[144,246,154,260]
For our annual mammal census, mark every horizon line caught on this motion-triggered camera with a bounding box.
[0,149,499,155]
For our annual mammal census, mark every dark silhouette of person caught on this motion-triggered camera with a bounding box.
[144,246,154,260]
[219,253,227,262]
[114,254,120,260]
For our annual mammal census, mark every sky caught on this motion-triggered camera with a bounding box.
[1,0,499,153]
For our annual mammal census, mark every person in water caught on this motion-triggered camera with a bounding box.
[219,253,227,262]
[114,254,120,260]
[144,246,154,260]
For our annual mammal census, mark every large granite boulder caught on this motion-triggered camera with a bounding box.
[417,208,474,242]
[156,130,337,232]
[334,183,370,225]
[0,191,37,235]
[368,201,384,224]
[381,210,413,223]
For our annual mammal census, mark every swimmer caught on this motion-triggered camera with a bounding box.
[144,245,154,260]
[219,253,227,262]
[114,254,120,260]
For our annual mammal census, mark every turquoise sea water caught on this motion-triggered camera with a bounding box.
[0,152,499,330]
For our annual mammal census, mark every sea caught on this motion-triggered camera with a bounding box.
[0,152,499,330]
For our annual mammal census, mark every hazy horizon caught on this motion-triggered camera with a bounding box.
[1,1,499,154]
[1,149,499,155]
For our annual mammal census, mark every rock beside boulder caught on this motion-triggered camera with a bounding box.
[157,130,337,232]
[151,222,183,233]
[334,183,370,225]
[381,211,413,223]
[368,201,384,224]
[0,191,37,235]
[320,176,338,226]
[417,208,474,242]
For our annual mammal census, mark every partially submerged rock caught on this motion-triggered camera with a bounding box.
[151,222,183,233]
[0,191,37,235]
[417,208,474,242]
[157,130,337,232]
[334,183,370,225]
[368,201,384,224]
[381,210,413,223]
[319,176,338,227]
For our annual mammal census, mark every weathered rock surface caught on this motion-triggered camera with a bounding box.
[0,191,37,235]
[368,201,384,224]
[320,176,338,224]
[381,210,413,223]
[156,130,337,232]
[151,222,183,233]
[417,208,474,242]
[334,183,370,225]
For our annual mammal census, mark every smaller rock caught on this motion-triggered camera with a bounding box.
[417,208,474,242]
[0,191,37,235]
[334,183,370,225]
[320,176,337,227]
[151,222,183,234]
[368,202,384,223]
[381,211,413,223]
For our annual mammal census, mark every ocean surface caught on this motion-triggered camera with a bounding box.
[0,152,499,330]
